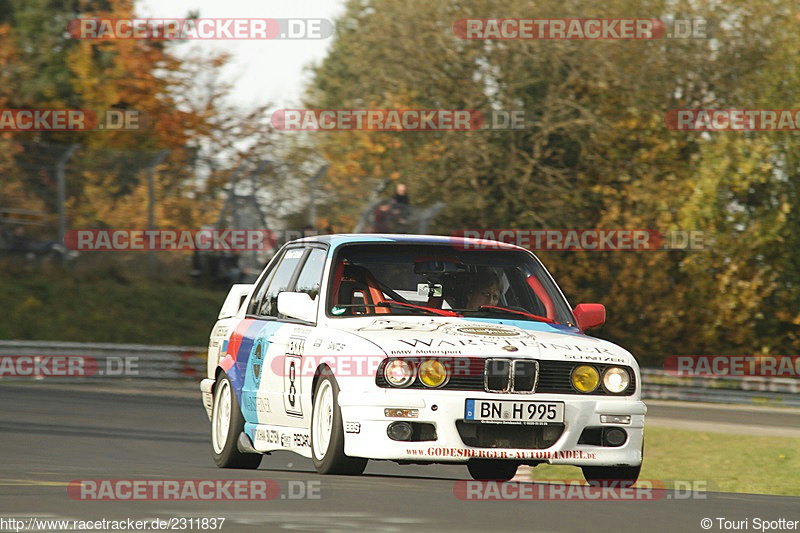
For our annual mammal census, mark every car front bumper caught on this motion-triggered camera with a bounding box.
[338,389,645,466]
[201,378,215,420]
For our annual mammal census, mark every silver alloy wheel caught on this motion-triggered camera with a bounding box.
[312,379,334,459]
[211,379,232,455]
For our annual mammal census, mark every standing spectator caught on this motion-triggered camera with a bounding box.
[373,203,393,233]
[371,182,412,233]
[392,183,409,205]
[389,183,411,233]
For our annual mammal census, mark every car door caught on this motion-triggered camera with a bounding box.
[239,246,307,428]
[274,246,328,428]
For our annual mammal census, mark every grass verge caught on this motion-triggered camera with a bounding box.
[526,426,800,496]
[0,258,225,345]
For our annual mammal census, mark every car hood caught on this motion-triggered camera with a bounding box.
[335,317,635,366]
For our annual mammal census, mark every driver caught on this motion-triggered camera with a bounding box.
[464,272,502,309]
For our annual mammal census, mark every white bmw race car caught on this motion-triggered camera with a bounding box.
[200,234,645,482]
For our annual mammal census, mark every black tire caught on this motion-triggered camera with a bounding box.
[581,464,641,487]
[210,373,262,469]
[583,437,644,486]
[467,459,520,481]
[310,373,367,475]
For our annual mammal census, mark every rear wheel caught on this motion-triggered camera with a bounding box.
[211,374,262,469]
[467,459,520,481]
[581,464,641,486]
[310,373,367,475]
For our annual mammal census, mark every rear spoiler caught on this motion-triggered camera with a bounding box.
[218,284,254,319]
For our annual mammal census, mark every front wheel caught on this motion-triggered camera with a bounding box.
[310,373,367,475]
[211,374,262,469]
[581,465,641,486]
[467,459,520,481]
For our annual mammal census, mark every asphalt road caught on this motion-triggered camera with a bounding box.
[648,401,800,428]
[1,383,798,533]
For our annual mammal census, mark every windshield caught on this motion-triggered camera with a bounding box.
[326,243,575,325]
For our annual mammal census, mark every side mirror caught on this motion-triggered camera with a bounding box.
[277,292,317,323]
[573,303,605,331]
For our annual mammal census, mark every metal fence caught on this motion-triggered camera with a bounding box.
[1,341,799,407]
[0,140,300,276]
[640,368,800,407]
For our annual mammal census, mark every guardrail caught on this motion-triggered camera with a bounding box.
[1,341,798,407]
[640,368,800,408]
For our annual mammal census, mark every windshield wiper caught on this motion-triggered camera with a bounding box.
[456,305,555,323]
[332,301,457,317]
[378,300,458,316]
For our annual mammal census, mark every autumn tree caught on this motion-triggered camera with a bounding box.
[300,0,800,362]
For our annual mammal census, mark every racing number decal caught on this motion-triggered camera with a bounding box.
[283,355,303,416]
[288,360,297,407]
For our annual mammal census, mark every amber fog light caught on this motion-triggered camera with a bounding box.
[571,365,600,393]
[419,359,448,388]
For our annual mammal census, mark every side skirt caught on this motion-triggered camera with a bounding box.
[244,422,312,459]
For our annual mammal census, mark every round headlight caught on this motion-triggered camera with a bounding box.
[571,365,600,393]
[603,367,630,393]
[384,359,415,387]
[419,359,448,388]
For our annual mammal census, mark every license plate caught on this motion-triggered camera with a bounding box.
[465,399,564,425]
